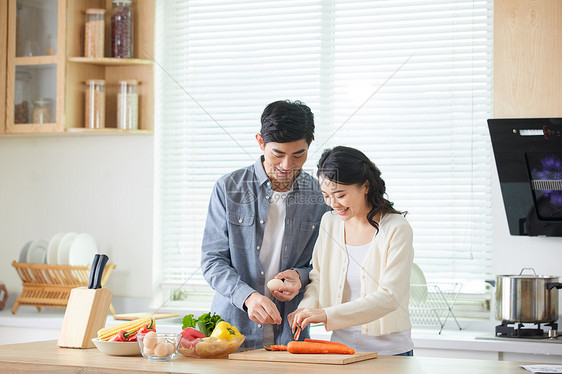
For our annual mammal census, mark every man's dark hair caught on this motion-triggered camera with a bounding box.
[260,100,315,145]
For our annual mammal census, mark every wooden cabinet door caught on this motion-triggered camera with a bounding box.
[0,0,7,134]
[5,0,64,134]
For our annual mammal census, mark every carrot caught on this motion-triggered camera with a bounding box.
[287,341,355,355]
[294,327,301,340]
[304,339,348,346]
[264,345,287,351]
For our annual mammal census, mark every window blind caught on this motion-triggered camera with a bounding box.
[154,0,494,309]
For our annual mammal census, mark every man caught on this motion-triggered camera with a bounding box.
[201,100,330,348]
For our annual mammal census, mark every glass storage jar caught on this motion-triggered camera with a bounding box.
[32,98,53,124]
[85,9,105,58]
[14,70,31,124]
[85,80,105,129]
[117,79,139,130]
[46,34,56,56]
[111,0,133,58]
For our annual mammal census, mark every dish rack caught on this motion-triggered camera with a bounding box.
[409,282,462,334]
[11,261,116,315]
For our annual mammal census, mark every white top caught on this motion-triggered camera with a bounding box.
[343,242,371,302]
[259,191,289,345]
[331,242,413,355]
[298,212,415,336]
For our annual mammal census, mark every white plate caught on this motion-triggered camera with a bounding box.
[68,233,98,266]
[57,232,77,265]
[91,338,141,356]
[411,263,427,285]
[46,233,65,265]
[26,239,48,263]
[410,263,428,304]
[18,241,33,263]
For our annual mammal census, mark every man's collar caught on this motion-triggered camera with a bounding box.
[253,156,312,192]
[253,156,270,186]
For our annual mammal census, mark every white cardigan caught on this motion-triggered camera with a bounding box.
[298,211,414,336]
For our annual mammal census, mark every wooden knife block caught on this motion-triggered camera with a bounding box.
[58,287,112,349]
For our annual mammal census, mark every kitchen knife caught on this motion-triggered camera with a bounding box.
[92,254,109,289]
[87,254,101,289]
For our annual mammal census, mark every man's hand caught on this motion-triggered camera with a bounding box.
[271,269,301,302]
[244,292,282,324]
[288,308,327,331]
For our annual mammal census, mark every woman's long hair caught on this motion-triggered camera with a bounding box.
[317,146,404,231]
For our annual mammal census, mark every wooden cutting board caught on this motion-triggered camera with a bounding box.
[229,349,377,365]
[112,312,180,321]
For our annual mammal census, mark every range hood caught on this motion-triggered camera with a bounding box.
[488,118,562,236]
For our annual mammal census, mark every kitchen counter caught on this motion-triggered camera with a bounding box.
[0,340,543,374]
[1,308,562,363]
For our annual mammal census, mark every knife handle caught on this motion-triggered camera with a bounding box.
[93,254,109,289]
[88,254,101,289]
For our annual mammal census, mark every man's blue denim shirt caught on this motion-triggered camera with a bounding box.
[201,157,330,348]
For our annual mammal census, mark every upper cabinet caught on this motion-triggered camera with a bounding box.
[6,0,64,133]
[3,0,154,135]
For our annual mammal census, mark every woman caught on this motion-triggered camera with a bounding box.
[288,146,414,356]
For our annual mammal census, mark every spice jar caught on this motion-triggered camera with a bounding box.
[46,34,56,56]
[117,79,139,130]
[85,9,105,58]
[33,99,53,124]
[85,80,105,129]
[14,71,31,124]
[111,0,133,58]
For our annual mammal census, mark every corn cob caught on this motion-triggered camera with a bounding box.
[97,317,154,341]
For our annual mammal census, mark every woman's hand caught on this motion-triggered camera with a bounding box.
[288,307,327,332]
[271,269,301,302]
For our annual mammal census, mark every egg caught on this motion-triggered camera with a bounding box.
[267,278,284,292]
[143,331,158,349]
[166,342,175,355]
[143,346,155,356]
[154,342,169,357]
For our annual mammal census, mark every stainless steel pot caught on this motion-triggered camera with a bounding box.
[487,268,562,323]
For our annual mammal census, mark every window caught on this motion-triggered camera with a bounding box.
[154,0,494,313]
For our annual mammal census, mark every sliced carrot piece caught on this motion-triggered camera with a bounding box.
[264,344,287,351]
[293,327,301,340]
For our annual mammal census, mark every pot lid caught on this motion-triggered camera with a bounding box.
[497,267,558,279]
[497,274,558,279]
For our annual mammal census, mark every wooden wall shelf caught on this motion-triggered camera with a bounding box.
[68,57,154,66]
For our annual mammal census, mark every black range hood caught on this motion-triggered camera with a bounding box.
[488,118,562,236]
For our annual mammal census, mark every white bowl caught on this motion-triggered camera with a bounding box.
[91,338,141,356]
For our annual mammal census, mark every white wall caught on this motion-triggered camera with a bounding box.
[0,135,154,300]
[1,135,561,316]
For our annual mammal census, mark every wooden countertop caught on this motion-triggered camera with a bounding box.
[0,340,535,374]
